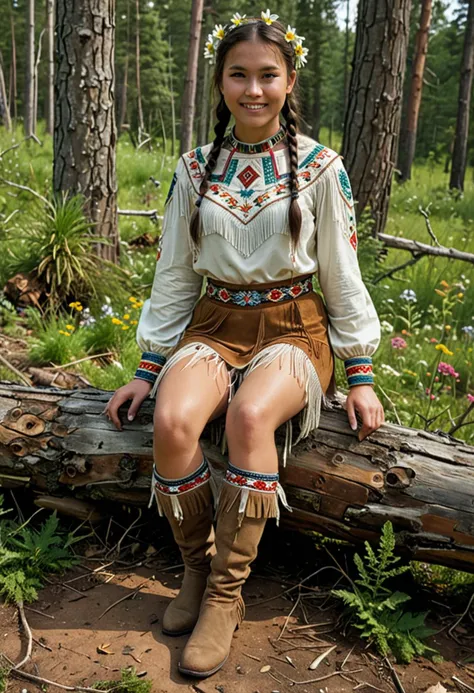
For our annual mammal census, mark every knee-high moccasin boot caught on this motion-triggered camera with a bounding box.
[178,463,290,677]
[151,458,216,636]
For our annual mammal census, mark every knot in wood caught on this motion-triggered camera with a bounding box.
[330,452,345,467]
[385,466,414,488]
[77,27,93,42]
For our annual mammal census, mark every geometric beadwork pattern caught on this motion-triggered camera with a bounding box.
[237,165,260,188]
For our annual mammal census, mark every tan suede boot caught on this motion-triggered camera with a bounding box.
[178,477,284,677]
[153,469,216,637]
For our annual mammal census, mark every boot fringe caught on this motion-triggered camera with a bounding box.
[156,481,214,523]
[219,482,292,526]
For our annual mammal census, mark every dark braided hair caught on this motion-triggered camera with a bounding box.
[190,18,303,247]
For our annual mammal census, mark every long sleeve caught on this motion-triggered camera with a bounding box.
[314,157,380,387]
[135,157,203,386]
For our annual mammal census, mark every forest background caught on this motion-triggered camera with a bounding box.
[0,0,473,444]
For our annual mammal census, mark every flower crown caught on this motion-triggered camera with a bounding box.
[204,9,309,70]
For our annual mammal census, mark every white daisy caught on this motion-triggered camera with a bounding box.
[261,9,279,25]
[212,24,225,40]
[285,25,297,42]
[294,42,309,69]
[231,12,246,26]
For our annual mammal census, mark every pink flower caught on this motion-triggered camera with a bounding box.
[438,362,459,378]
[391,337,407,349]
[468,394,474,403]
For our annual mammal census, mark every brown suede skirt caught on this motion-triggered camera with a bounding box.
[151,276,335,460]
[174,275,334,394]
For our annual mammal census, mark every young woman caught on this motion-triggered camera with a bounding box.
[105,10,383,679]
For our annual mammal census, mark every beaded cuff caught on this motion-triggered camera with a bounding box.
[344,356,374,387]
[135,352,167,385]
[226,462,278,493]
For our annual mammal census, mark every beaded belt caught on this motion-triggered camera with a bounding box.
[206,276,313,307]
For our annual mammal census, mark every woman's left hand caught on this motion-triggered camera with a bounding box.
[345,385,384,441]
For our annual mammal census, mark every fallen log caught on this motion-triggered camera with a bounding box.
[1,383,474,571]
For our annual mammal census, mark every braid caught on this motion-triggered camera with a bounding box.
[282,94,302,248]
[190,97,231,245]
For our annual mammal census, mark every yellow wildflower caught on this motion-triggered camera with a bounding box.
[112,317,123,325]
[69,301,83,311]
[426,372,431,376]
[135,300,143,308]
[66,324,75,331]
[59,330,70,337]
[130,320,138,325]
[404,369,417,377]
[458,292,464,299]
[128,296,137,303]
[445,325,451,331]
[123,314,130,320]
[440,280,450,289]
[435,343,454,356]
[122,325,130,331]
[435,289,446,297]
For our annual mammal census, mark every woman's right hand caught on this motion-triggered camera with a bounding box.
[103,378,153,430]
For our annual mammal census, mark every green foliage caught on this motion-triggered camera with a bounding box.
[411,561,474,597]
[0,502,82,604]
[94,667,152,693]
[333,522,437,663]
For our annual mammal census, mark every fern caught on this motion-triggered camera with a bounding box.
[333,522,437,664]
[0,506,80,605]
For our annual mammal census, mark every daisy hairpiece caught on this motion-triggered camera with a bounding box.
[204,9,309,70]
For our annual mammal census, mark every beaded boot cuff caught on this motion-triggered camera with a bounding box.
[150,458,213,521]
[344,356,374,387]
[135,352,167,385]
[223,462,291,526]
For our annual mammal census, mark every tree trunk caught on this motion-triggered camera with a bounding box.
[135,0,144,138]
[9,11,17,122]
[45,0,54,136]
[118,0,130,134]
[342,0,412,237]
[53,0,119,263]
[169,37,176,157]
[0,55,11,131]
[342,0,351,119]
[197,56,211,145]
[33,29,46,134]
[311,1,322,141]
[24,0,35,137]
[398,0,433,182]
[2,384,474,572]
[450,1,474,192]
[180,0,204,155]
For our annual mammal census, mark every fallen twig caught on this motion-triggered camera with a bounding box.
[50,352,114,370]
[267,667,363,686]
[454,675,474,692]
[383,656,406,693]
[449,592,474,640]
[106,508,142,558]
[419,204,441,247]
[0,352,32,386]
[24,605,55,619]
[14,601,33,670]
[94,579,149,622]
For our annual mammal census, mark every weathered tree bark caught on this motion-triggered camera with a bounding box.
[180,0,204,155]
[0,55,11,131]
[1,384,474,571]
[342,0,412,237]
[53,0,119,263]
[342,0,351,118]
[169,37,176,157]
[311,1,322,141]
[33,29,46,133]
[398,0,433,182]
[197,50,211,145]
[45,0,54,136]
[24,0,35,137]
[118,0,130,134]
[450,1,474,192]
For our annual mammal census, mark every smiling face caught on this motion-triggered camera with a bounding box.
[220,39,296,144]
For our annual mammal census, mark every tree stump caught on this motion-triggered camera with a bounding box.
[1,383,474,571]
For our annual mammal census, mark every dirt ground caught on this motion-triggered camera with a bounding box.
[1,523,473,693]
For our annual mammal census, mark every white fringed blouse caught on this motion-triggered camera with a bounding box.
[136,133,380,387]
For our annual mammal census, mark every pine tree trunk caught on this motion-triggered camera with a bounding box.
[398,0,433,182]
[0,56,11,131]
[450,1,474,192]
[343,0,351,118]
[118,0,130,134]
[9,11,17,122]
[342,0,412,237]
[169,38,176,157]
[135,0,144,137]
[33,29,45,134]
[197,56,211,145]
[53,0,119,263]
[311,1,322,141]
[24,0,35,137]
[45,0,54,136]
[2,384,474,572]
[180,0,204,155]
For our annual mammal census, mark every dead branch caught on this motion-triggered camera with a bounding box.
[378,233,474,264]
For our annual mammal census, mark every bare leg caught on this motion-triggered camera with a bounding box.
[154,353,229,478]
[225,353,308,473]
